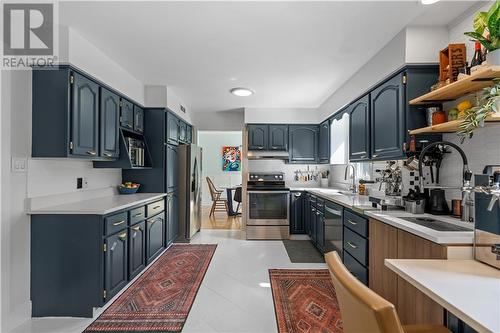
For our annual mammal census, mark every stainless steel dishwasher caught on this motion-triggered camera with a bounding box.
[324,201,343,256]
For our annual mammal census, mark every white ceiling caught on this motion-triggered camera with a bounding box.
[60,1,476,113]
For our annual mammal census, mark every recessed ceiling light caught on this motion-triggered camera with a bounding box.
[421,0,439,4]
[230,87,254,97]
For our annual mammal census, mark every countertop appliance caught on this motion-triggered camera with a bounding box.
[178,144,202,241]
[474,168,500,270]
[324,201,343,254]
[246,172,290,239]
[428,189,450,215]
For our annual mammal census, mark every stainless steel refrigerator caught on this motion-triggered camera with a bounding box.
[178,144,203,241]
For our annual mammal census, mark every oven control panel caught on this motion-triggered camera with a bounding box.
[248,173,284,181]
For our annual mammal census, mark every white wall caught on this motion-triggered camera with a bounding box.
[0,26,145,332]
[318,29,407,120]
[198,131,243,205]
[144,85,193,124]
[244,108,320,124]
[191,109,245,131]
[64,27,145,104]
[405,26,449,63]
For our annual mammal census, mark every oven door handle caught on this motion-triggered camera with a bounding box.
[247,191,290,194]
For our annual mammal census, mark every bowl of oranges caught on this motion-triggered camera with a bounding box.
[118,182,140,194]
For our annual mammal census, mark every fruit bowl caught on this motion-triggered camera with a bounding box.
[118,183,140,194]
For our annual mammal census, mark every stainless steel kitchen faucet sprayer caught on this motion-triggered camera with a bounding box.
[418,141,473,222]
[344,163,357,193]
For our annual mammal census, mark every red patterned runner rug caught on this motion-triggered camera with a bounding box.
[84,244,216,332]
[269,269,343,333]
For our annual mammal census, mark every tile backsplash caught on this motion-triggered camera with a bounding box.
[247,160,330,187]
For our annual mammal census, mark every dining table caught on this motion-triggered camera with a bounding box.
[222,186,241,216]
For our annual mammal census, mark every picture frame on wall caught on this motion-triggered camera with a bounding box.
[222,146,241,172]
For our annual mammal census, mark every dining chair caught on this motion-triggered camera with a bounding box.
[206,177,228,216]
[233,186,242,214]
[324,251,451,333]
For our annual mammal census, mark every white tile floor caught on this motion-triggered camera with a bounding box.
[12,230,326,333]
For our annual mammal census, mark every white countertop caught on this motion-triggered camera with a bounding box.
[290,187,474,245]
[27,193,167,215]
[385,259,500,333]
[365,211,474,244]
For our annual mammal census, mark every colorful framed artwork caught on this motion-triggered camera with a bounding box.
[222,146,241,172]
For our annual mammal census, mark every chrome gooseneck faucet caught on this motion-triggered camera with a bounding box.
[344,163,357,193]
[418,141,473,222]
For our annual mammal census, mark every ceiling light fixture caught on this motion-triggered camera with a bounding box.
[230,87,254,97]
[421,0,439,5]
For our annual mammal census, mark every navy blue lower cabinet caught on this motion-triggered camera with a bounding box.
[129,221,146,280]
[105,230,129,301]
[30,197,166,317]
[146,212,165,263]
[167,192,179,244]
[290,191,305,234]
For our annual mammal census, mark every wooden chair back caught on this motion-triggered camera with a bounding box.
[206,177,220,201]
[325,251,405,333]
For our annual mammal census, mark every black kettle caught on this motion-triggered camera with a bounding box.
[428,189,450,215]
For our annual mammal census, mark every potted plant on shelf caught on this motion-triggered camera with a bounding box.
[458,79,500,142]
[464,1,500,66]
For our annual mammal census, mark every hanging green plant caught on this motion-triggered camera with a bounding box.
[464,1,500,52]
[458,79,500,143]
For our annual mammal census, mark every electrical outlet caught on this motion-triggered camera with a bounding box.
[77,177,83,189]
[11,157,27,173]
[82,177,88,188]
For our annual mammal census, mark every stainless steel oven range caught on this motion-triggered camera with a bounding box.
[246,172,290,240]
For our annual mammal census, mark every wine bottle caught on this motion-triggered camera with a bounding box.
[470,41,483,71]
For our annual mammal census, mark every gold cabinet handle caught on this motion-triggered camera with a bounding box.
[153,205,161,209]
[103,152,112,157]
[113,220,125,226]
[347,219,357,226]
[133,212,143,218]
[118,232,127,240]
[131,225,141,231]
[86,150,97,156]
[347,241,357,249]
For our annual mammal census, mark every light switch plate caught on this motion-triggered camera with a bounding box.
[11,157,27,173]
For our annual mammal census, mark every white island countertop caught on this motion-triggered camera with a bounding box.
[27,193,167,215]
[365,211,474,244]
[385,259,500,333]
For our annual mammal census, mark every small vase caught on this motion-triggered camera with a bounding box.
[320,178,329,188]
[485,49,500,66]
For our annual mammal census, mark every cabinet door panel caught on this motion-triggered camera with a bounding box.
[248,125,268,150]
[129,222,146,280]
[71,72,99,157]
[167,192,179,244]
[289,125,318,162]
[290,192,304,234]
[316,212,325,252]
[167,144,179,192]
[371,73,405,160]
[348,94,370,161]
[179,121,187,143]
[310,206,317,243]
[134,105,144,133]
[120,99,134,130]
[167,113,179,144]
[100,88,120,158]
[318,120,330,163]
[105,231,128,301]
[269,125,288,151]
[146,213,165,263]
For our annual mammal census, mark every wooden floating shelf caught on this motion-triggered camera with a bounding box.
[409,114,500,135]
[409,66,500,105]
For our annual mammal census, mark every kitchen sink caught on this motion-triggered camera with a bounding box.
[399,217,472,232]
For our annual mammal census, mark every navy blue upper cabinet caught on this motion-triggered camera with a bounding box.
[167,112,179,145]
[71,72,99,157]
[269,125,288,151]
[289,125,319,163]
[166,144,179,192]
[133,105,144,133]
[370,73,405,160]
[248,124,268,150]
[100,88,120,159]
[179,121,187,143]
[120,99,134,131]
[318,120,330,163]
[186,125,193,144]
[348,94,370,161]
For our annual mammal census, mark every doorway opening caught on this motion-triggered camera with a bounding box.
[197,131,243,230]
